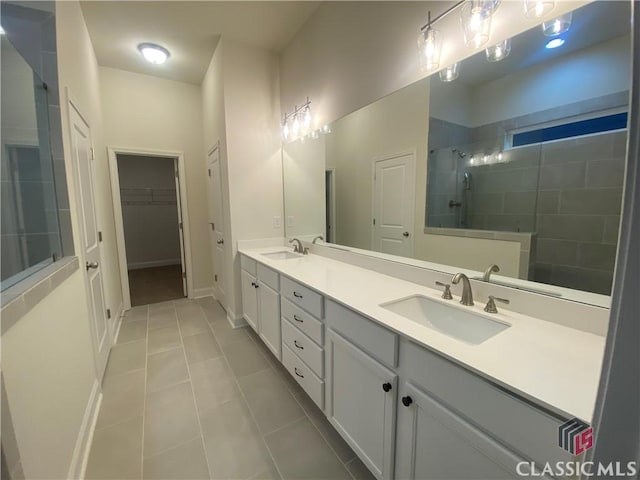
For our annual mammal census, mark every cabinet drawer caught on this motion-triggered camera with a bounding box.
[257,263,279,291]
[401,340,575,468]
[240,255,257,276]
[326,300,398,369]
[281,298,323,345]
[282,344,324,410]
[282,319,324,377]
[281,276,324,319]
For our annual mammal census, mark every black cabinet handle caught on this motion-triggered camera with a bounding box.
[293,314,303,323]
[254,282,259,289]
[294,340,304,350]
[293,291,303,298]
[294,367,304,378]
[382,382,392,392]
[402,396,413,407]
[251,282,255,287]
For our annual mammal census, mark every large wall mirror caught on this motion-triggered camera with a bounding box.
[282,0,631,306]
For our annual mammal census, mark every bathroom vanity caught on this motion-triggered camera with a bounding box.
[239,246,605,480]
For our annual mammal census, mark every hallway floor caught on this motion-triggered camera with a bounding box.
[128,265,185,307]
[86,297,374,480]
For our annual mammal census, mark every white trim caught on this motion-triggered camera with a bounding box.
[107,146,195,310]
[370,149,417,257]
[193,287,216,299]
[325,168,337,243]
[127,259,181,270]
[67,379,102,480]
[227,308,247,328]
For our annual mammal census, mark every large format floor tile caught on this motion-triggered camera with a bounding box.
[238,368,305,435]
[88,297,369,480]
[86,416,143,479]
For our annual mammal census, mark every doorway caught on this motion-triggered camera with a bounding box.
[372,151,416,258]
[108,148,193,309]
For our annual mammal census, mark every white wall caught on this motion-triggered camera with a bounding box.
[470,34,632,126]
[1,2,102,478]
[117,155,181,269]
[99,66,212,293]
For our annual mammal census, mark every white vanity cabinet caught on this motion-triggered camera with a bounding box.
[325,300,398,480]
[240,256,281,359]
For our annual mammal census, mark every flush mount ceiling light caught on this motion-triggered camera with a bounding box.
[542,12,572,36]
[545,38,565,49]
[523,0,555,19]
[461,1,493,48]
[138,43,170,65]
[486,38,511,62]
[440,63,461,82]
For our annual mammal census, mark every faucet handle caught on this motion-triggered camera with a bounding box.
[435,281,453,300]
[484,295,510,314]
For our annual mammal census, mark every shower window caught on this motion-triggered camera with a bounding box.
[1,34,63,291]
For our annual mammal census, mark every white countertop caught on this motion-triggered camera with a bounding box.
[239,246,606,422]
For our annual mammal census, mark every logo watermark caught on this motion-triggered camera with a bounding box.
[558,417,594,455]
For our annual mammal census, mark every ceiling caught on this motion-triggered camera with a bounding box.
[80,1,321,85]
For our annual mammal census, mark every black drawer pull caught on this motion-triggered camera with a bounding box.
[382,382,392,392]
[402,396,413,407]
[293,291,303,299]
[294,340,304,350]
[293,314,303,323]
[294,368,304,378]
[251,282,255,287]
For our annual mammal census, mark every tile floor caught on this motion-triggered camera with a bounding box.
[86,297,375,480]
[128,265,185,307]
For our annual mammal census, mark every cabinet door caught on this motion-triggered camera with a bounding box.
[326,329,397,480]
[258,282,281,360]
[395,383,532,480]
[241,269,258,332]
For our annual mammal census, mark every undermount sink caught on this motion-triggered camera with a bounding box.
[380,295,510,345]
[261,250,302,260]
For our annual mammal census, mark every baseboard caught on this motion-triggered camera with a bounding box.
[192,287,215,299]
[67,379,102,480]
[227,308,247,328]
[110,302,124,343]
[127,259,181,270]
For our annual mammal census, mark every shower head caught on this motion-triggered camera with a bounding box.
[452,147,467,158]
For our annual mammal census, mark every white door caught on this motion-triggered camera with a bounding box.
[69,103,111,380]
[372,153,415,257]
[326,330,397,480]
[241,270,258,331]
[173,160,187,296]
[207,146,226,307]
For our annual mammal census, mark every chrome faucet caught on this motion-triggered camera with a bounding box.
[483,264,500,282]
[451,273,474,306]
[312,235,324,244]
[289,238,306,254]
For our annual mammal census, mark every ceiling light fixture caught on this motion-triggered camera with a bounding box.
[417,12,443,72]
[545,38,565,49]
[282,97,321,143]
[0,25,5,35]
[486,38,511,62]
[542,12,572,36]
[523,0,555,19]
[440,63,461,82]
[138,43,170,65]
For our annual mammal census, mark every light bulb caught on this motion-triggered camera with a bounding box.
[461,2,492,48]
[497,151,503,162]
[282,122,290,141]
[483,154,489,163]
[470,156,475,165]
[311,130,319,139]
[417,28,442,71]
[303,106,312,130]
[486,38,511,62]
[292,115,300,137]
[321,125,331,134]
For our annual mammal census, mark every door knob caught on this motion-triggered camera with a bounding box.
[403,232,410,237]
[86,261,99,270]
[216,239,224,245]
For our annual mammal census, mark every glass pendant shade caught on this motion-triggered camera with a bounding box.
[472,0,501,18]
[417,28,442,72]
[282,121,290,141]
[486,38,511,62]
[439,63,461,82]
[524,0,555,19]
[461,1,492,48]
[542,12,572,36]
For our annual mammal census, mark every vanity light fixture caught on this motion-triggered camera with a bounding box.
[417,12,443,72]
[545,38,565,49]
[486,38,511,62]
[138,43,170,65]
[524,0,555,19]
[542,12,572,36]
[0,25,5,35]
[461,1,493,48]
[282,97,314,142]
[440,63,461,82]
[469,155,475,165]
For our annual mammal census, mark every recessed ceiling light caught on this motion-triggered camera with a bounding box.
[545,38,565,49]
[137,43,170,65]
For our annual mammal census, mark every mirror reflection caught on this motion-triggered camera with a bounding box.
[282,0,631,303]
